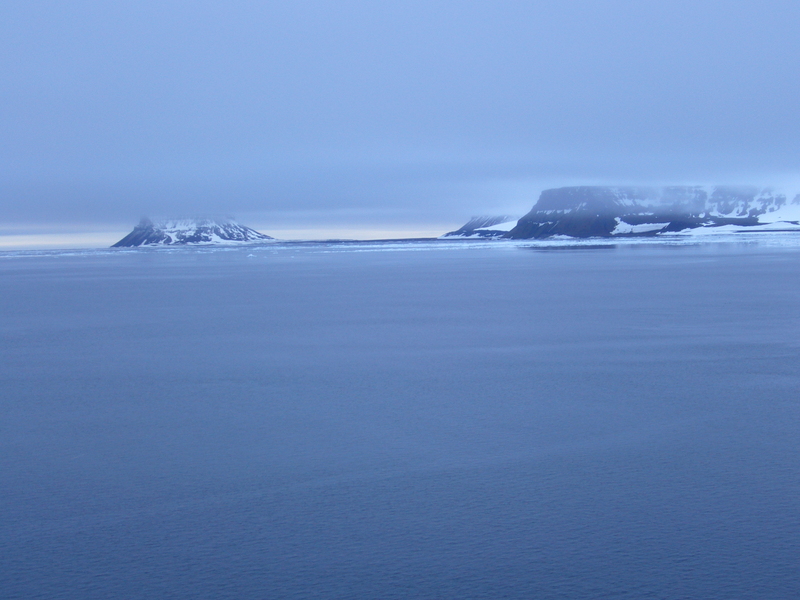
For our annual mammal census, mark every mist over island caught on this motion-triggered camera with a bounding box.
[110,185,800,247]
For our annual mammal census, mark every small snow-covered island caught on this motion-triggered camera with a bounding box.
[439,215,521,239]
[442,185,800,240]
[112,218,273,247]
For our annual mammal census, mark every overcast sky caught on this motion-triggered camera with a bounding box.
[2,0,800,241]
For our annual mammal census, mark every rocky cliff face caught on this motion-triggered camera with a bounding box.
[506,186,800,239]
[112,218,274,247]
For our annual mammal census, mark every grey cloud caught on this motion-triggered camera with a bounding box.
[2,1,799,229]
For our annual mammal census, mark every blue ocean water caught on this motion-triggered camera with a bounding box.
[1,240,799,599]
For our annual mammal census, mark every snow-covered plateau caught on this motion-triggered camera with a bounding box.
[504,186,800,240]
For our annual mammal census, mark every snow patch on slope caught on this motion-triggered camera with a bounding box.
[473,218,519,233]
[611,219,670,235]
[440,216,520,238]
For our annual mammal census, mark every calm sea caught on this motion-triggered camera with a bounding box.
[1,239,799,599]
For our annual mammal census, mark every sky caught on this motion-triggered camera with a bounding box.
[2,0,800,245]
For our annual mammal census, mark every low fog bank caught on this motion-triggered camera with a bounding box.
[4,167,800,248]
